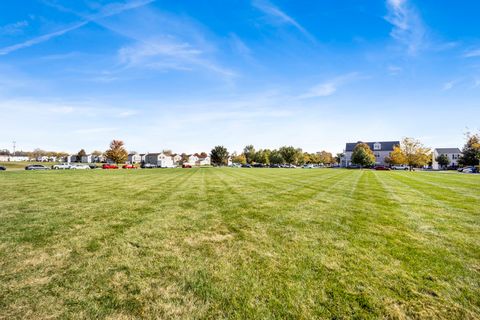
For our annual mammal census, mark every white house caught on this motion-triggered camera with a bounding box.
[342,141,400,167]
[145,153,175,168]
[81,154,94,163]
[432,148,461,170]
[66,155,78,163]
[128,153,142,164]
[188,154,199,165]
[197,156,211,166]
[172,154,182,165]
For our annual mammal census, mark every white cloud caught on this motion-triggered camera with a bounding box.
[252,0,313,40]
[0,20,29,35]
[0,0,155,56]
[384,0,426,55]
[299,73,359,99]
[463,48,480,58]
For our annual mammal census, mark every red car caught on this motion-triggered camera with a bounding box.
[182,164,192,168]
[102,164,118,169]
[122,164,136,169]
[374,165,391,171]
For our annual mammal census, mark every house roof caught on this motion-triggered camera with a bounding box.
[345,141,400,152]
[434,148,461,154]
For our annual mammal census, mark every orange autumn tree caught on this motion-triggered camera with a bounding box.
[104,140,128,164]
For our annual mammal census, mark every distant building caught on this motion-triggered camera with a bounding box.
[66,155,78,163]
[197,156,211,166]
[128,153,142,164]
[172,154,182,165]
[342,141,400,167]
[432,148,461,170]
[81,155,94,163]
[145,153,175,168]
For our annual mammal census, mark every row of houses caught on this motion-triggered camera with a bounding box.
[341,140,461,169]
[128,152,211,167]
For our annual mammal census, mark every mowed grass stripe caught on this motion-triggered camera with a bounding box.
[0,168,479,319]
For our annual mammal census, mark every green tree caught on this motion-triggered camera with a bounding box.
[279,146,298,165]
[104,140,128,164]
[436,154,450,169]
[210,146,229,166]
[254,149,271,165]
[335,153,344,165]
[243,145,256,164]
[269,150,285,164]
[351,143,376,167]
[459,132,480,166]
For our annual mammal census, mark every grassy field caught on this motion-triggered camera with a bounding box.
[0,168,479,319]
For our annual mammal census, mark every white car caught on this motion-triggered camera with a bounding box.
[52,163,74,170]
[71,164,90,170]
[392,165,409,170]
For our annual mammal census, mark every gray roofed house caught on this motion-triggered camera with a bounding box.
[343,141,400,167]
[432,148,461,170]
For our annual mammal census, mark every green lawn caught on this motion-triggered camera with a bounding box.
[0,168,479,319]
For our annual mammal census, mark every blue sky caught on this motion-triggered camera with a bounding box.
[0,0,479,154]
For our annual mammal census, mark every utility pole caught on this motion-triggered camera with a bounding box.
[12,141,16,156]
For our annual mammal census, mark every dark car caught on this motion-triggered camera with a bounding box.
[25,164,49,170]
[269,164,281,168]
[141,163,156,169]
[241,164,252,168]
[182,164,192,168]
[89,164,99,169]
[0,165,6,171]
[346,164,361,169]
[374,165,391,171]
[253,163,265,168]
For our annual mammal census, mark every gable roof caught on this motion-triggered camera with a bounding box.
[345,141,400,152]
[434,148,461,154]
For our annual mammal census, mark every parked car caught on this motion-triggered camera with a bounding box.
[71,164,90,170]
[346,164,361,169]
[122,164,136,169]
[374,165,391,171]
[140,163,156,169]
[52,163,73,170]
[25,164,49,170]
[0,165,6,171]
[89,164,99,169]
[182,164,192,168]
[391,165,409,170]
[461,166,478,173]
[269,164,281,168]
[253,163,265,168]
[102,164,118,169]
[303,164,314,169]
[241,164,252,168]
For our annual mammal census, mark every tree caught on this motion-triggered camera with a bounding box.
[231,153,246,165]
[210,146,229,166]
[269,150,285,164]
[387,146,407,165]
[180,153,189,164]
[92,150,103,156]
[400,137,431,170]
[317,151,333,165]
[254,149,271,165]
[335,153,344,165]
[162,149,173,156]
[351,142,376,167]
[459,132,480,166]
[104,140,128,164]
[279,146,298,165]
[77,149,87,162]
[243,145,256,164]
[436,154,450,169]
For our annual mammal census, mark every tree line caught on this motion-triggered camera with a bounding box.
[209,145,336,166]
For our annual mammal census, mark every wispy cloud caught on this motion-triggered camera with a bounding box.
[0,0,155,56]
[442,80,456,91]
[299,73,359,99]
[0,20,29,36]
[463,48,480,58]
[117,37,235,77]
[384,0,426,55]
[252,0,313,40]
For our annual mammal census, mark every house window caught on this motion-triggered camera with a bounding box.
[373,142,381,150]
